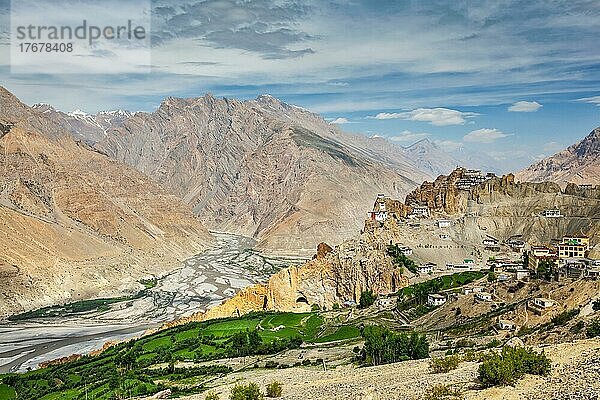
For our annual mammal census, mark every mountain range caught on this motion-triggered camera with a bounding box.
[516,127,600,186]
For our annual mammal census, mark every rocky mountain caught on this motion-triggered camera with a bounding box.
[0,87,213,318]
[31,103,132,145]
[403,138,461,177]
[516,127,600,186]
[51,93,431,255]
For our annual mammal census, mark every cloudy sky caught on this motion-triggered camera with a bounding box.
[1,0,599,171]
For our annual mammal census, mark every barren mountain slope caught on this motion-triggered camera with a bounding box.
[0,87,213,317]
[65,94,431,255]
[516,127,600,186]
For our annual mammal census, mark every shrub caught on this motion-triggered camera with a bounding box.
[593,300,600,312]
[359,290,376,308]
[551,309,579,326]
[422,384,464,400]
[429,355,460,373]
[266,381,283,398]
[570,321,585,334]
[478,346,551,386]
[486,339,502,349]
[487,271,497,282]
[230,382,264,400]
[586,318,600,338]
[332,303,340,310]
[205,391,220,400]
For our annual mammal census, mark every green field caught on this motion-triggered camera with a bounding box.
[0,311,361,399]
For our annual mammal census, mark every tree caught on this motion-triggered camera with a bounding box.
[359,290,376,309]
[592,299,600,312]
[487,271,497,282]
[586,318,600,338]
[361,325,429,366]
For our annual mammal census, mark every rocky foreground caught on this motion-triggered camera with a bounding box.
[179,339,600,400]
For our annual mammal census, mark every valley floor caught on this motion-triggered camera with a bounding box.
[0,232,306,373]
[182,339,600,400]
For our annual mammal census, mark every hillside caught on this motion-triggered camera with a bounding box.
[0,87,213,318]
[516,127,600,186]
[45,94,431,255]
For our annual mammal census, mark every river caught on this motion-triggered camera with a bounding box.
[0,232,306,373]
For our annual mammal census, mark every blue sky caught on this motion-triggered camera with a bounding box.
[1,0,599,171]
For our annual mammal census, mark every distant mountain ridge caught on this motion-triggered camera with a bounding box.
[403,138,462,177]
[44,92,435,254]
[516,127,600,185]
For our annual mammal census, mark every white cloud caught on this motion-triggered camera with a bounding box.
[576,96,600,106]
[369,108,477,126]
[463,128,510,143]
[330,117,349,124]
[508,101,542,112]
[388,130,430,142]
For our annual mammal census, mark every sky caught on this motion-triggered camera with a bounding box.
[1,0,599,172]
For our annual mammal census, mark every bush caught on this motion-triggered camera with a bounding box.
[266,381,283,398]
[478,346,551,387]
[359,290,376,308]
[551,309,579,326]
[429,355,460,373]
[593,300,600,312]
[570,320,585,334]
[205,391,220,400]
[422,384,464,400]
[230,382,264,400]
[586,318,600,338]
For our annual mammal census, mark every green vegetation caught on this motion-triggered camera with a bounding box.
[550,309,579,326]
[422,384,464,400]
[592,299,600,312]
[535,260,557,281]
[395,271,485,321]
[570,320,585,334]
[361,325,429,366]
[429,355,461,373]
[586,317,600,338]
[478,346,551,387]
[230,382,264,400]
[8,279,157,321]
[266,381,283,398]
[0,311,364,399]
[387,245,418,273]
[0,383,17,399]
[205,390,220,400]
[487,271,497,282]
[359,290,376,308]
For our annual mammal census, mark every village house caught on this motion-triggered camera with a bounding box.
[516,269,530,280]
[437,219,452,228]
[497,273,511,282]
[498,319,516,330]
[483,235,499,247]
[475,292,493,301]
[398,246,413,256]
[439,234,450,240]
[557,236,590,259]
[543,209,562,218]
[418,264,434,274]
[411,205,429,218]
[427,293,447,306]
[376,297,396,310]
[462,287,473,295]
[531,297,555,309]
[472,286,484,293]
